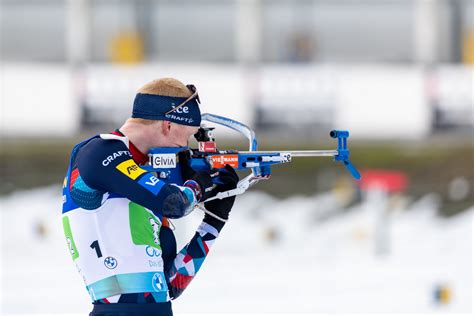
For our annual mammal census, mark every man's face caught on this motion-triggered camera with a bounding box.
[168,123,199,147]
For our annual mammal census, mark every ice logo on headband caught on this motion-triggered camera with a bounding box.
[164,95,200,125]
[170,105,190,114]
[169,93,200,115]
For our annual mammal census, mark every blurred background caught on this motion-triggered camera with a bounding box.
[0,0,473,314]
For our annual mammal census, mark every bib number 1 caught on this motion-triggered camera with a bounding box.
[90,240,103,258]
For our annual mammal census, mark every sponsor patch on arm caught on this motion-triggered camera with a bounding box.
[138,174,166,195]
[116,159,165,195]
[116,159,146,180]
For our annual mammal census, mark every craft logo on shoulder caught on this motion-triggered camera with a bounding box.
[116,159,146,180]
[102,150,132,166]
[104,256,118,269]
[151,154,177,168]
[211,154,239,168]
[152,273,165,291]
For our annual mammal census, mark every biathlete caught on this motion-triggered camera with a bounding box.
[61,78,238,316]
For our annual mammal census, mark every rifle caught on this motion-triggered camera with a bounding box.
[143,113,361,202]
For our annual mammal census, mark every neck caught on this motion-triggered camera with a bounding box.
[119,122,157,154]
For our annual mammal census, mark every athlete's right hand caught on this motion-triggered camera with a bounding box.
[184,171,215,202]
[180,150,215,202]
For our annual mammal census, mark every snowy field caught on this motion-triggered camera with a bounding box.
[0,186,472,315]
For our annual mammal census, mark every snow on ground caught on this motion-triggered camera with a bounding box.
[0,186,472,315]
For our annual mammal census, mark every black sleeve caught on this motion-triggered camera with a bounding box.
[75,137,196,218]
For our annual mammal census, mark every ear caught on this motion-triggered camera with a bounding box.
[161,120,172,136]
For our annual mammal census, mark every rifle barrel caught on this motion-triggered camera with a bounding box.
[239,150,338,157]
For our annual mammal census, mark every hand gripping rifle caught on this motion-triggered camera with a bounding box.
[143,113,361,202]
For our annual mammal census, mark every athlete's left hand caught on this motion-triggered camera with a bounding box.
[203,165,239,229]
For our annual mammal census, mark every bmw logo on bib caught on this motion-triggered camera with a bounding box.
[104,256,118,269]
[152,273,164,291]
